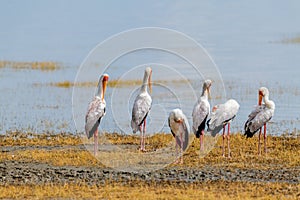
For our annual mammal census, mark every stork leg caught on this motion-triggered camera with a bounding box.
[200,130,204,152]
[174,140,179,164]
[143,120,146,151]
[94,129,98,156]
[263,123,267,154]
[222,125,226,157]
[258,128,262,155]
[139,125,143,151]
[227,123,231,158]
[180,132,183,164]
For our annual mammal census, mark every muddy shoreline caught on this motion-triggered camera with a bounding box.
[1,160,299,186]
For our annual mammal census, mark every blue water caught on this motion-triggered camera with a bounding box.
[0,1,300,135]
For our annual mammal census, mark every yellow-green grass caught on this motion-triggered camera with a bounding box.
[0,131,82,146]
[0,181,299,199]
[0,60,60,71]
[0,132,299,169]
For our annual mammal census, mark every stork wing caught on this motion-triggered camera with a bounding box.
[208,100,239,136]
[85,97,106,139]
[192,100,209,137]
[247,109,274,133]
[244,105,265,132]
[207,104,225,136]
[131,93,152,133]
[168,114,190,151]
[181,115,190,150]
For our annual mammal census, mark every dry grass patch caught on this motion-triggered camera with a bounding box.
[182,133,300,169]
[0,132,299,169]
[0,60,60,71]
[0,181,299,199]
[0,131,82,146]
[104,132,174,150]
[0,149,100,167]
[280,36,300,44]
[46,79,189,88]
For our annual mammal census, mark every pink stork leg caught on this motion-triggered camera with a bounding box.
[139,125,143,151]
[180,131,183,164]
[227,123,231,158]
[142,120,146,151]
[258,128,262,155]
[200,130,204,152]
[263,124,267,154]
[174,139,179,164]
[94,129,98,156]
[222,125,226,157]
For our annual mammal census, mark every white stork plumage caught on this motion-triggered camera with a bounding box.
[168,108,190,164]
[192,79,212,152]
[207,99,240,157]
[85,74,109,156]
[131,67,152,152]
[244,87,275,155]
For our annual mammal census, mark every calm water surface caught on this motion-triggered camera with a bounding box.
[0,1,299,135]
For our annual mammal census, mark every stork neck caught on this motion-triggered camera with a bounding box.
[96,81,103,98]
[201,89,209,99]
[263,95,272,107]
[141,72,149,92]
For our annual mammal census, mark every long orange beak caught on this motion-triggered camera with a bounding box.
[102,75,109,101]
[148,71,152,94]
[258,91,263,105]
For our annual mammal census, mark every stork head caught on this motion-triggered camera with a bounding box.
[171,109,184,123]
[203,79,212,98]
[258,87,269,105]
[99,74,109,100]
[212,105,219,112]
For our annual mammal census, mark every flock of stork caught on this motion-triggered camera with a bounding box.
[85,67,275,164]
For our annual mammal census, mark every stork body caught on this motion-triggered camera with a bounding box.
[244,87,275,155]
[131,67,152,152]
[192,79,212,152]
[168,109,190,164]
[207,99,240,157]
[85,74,109,156]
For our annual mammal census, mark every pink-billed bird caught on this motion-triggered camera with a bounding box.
[131,67,152,152]
[207,99,240,157]
[168,108,190,164]
[85,74,109,156]
[192,79,212,152]
[244,87,275,155]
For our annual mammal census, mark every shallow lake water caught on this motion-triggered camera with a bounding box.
[0,1,300,136]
